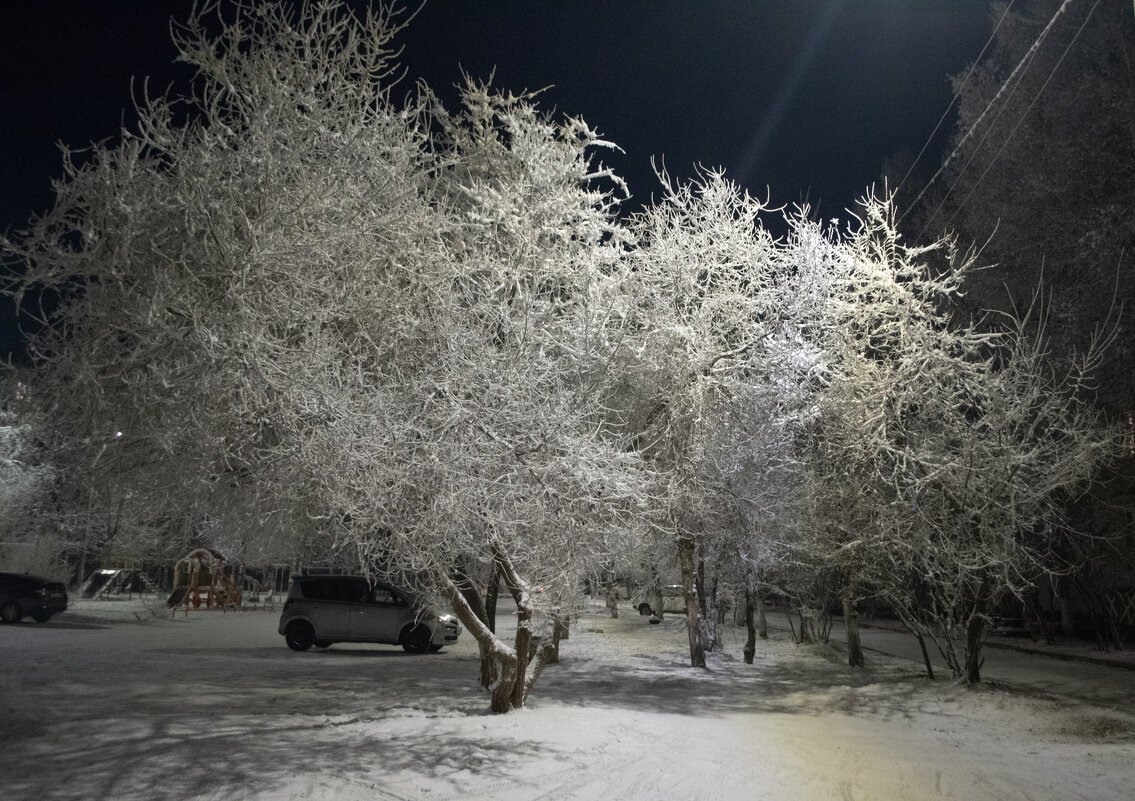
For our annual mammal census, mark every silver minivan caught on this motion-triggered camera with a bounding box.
[278,575,461,653]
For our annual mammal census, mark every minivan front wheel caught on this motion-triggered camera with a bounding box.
[284,620,315,652]
[1,602,22,624]
[402,623,433,654]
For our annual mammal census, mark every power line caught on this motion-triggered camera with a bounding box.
[893,0,1017,203]
[900,0,1078,228]
[914,40,1043,240]
[941,0,1103,234]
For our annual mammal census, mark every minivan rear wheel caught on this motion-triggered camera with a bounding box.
[284,620,315,652]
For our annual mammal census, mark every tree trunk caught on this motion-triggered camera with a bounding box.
[451,561,498,690]
[522,640,557,705]
[843,590,864,668]
[491,545,535,710]
[756,591,768,639]
[75,542,89,592]
[964,612,986,683]
[438,574,518,712]
[478,567,497,685]
[1057,576,1074,637]
[915,630,935,680]
[606,579,619,618]
[548,614,569,664]
[491,657,518,714]
[510,602,533,709]
[785,608,800,644]
[964,576,993,683]
[706,565,722,652]
[677,534,706,668]
[439,544,557,714]
[488,543,566,708]
[696,558,712,652]
[743,586,757,664]
[484,561,500,634]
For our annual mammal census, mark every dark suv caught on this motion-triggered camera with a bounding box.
[0,571,69,623]
[278,575,461,653]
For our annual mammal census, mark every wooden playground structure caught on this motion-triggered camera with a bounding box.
[166,548,244,613]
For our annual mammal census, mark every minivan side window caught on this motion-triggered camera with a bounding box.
[298,578,368,602]
[296,577,408,606]
[299,579,335,601]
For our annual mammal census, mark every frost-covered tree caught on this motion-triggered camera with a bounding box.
[710,209,837,662]
[905,0,1135,646]
[0,374,56,570]
[615,168,789,667]
[814,196,1117,681]
[2,1,645,712]
[358,82,648,711]
[910,0,1135,416]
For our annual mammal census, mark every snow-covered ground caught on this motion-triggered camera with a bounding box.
[2,597,1133,801]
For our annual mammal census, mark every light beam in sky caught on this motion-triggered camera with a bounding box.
[735,0,846,188]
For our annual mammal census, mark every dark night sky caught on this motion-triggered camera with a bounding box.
[0,0,993,362]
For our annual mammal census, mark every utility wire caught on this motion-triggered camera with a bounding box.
[941,0,1103,234]
[914,42,1042,241]
[900,0,1078,228]
[893,0,1016,203]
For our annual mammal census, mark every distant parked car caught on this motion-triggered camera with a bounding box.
[278,575,461,653]
[0,571,69,623]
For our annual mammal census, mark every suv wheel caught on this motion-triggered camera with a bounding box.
[1,602,21,624]
[401,623,432,654]
[284,620,315,652]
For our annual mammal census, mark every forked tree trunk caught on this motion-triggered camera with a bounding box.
[756,592,768,639]
[479,642,499,689]
[473,579,498,689]
[440,577,519,712]
[490,543,561,709]
[491,656,518,714]
[842,590,864,668]
[492,544,536,709]
[450,561,498,690]
[437,548,558,714]
[677,535,706,668]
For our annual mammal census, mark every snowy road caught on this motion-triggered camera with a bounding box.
[822,621,1135,715]
[2,602,1133,801]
